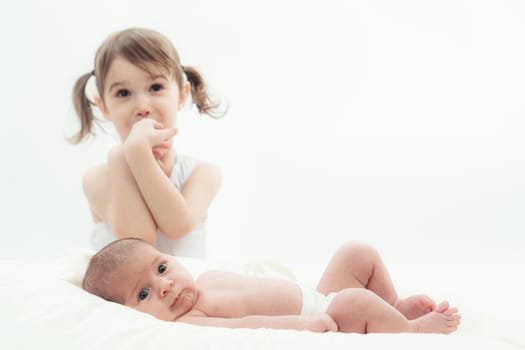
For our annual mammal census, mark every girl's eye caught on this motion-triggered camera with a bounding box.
[158,263,167,274]
[138,288,150,301]
[150,83,163,92]
[116,89,130,97]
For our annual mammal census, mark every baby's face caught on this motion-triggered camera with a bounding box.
[112,244,198,321]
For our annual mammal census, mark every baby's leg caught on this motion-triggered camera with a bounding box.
[326,289,460,334]
[327,288,411,333]
[409,301,461,334]
[316,241,435,319]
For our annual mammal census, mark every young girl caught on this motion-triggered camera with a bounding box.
[70,28,223,258]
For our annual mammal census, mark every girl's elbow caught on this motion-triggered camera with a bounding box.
[137,228,158,244]
[162,219,196,240]
[111,221,157,244]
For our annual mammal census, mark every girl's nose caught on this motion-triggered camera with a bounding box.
[134,95,151,117]
[159,278,174,297]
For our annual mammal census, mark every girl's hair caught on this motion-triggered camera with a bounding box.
[69,27,222,144]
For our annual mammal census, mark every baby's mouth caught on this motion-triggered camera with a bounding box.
[171,291,195,312]
[171,294,180,308]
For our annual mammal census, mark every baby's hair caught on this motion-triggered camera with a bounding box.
[82,238,148,304]
[69,27,223,144]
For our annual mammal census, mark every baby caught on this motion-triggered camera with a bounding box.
[83,238,461,333]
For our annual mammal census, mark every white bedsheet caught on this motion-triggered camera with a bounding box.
[0,249,523,350]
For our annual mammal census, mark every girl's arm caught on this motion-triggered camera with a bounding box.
[125,140,221,239]
[124,119,221,239]
[178,314,337,332]
[82,145,157,243]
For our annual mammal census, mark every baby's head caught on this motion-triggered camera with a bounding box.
[83,238,198,321]
[82,238,146,303]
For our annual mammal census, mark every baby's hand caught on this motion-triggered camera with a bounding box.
[303,313,338,333]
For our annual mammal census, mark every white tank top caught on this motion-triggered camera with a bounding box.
[90,154,207,258]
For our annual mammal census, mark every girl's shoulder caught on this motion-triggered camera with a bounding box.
[187,162,222,189]
[192,162,222,179]
[171,154,220,184]
[82,164,109,200]
[82,164,108,188]
[81,164,109,222]
[172,154,221,191]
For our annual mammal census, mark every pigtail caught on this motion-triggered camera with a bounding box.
[183,66,226,118]
[68,71,99,144]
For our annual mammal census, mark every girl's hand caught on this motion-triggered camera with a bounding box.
[125,119,178,159]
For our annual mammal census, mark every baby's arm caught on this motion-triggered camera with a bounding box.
[83,145,157,243]
[124,119,221,239]
[178,313,337,333]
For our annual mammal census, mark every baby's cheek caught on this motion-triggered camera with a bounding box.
[134,302,167,321]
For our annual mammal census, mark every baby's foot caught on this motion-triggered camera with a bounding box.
[409,301,461,334]
[394,294,436,320]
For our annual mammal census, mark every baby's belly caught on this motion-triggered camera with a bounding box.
[243,278,303,316]
[198,274,303,318]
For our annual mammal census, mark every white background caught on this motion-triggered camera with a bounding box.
[0,0,523,271]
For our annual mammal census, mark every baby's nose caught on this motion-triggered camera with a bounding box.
[160,278,174,297]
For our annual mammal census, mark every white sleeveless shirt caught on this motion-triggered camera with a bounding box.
[90,154,207,258]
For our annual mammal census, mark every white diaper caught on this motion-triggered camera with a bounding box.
[300,286,337,315]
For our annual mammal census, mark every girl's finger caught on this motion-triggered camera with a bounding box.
[152,120,165,129]
[164,127,178,139]
[156,141,170,149]
[152,126,177,145]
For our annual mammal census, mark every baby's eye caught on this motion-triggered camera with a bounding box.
[116,89,130,97]
[150,83,164,92]
[158,263,167,274]
[138,288,150,301]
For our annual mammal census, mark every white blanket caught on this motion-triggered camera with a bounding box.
[0,250,523,350]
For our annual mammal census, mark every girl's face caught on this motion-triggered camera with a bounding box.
[112,243,199,321]
[98,56,189,143]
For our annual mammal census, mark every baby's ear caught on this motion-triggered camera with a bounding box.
[94,96,110,120]
[178,81,191,110]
